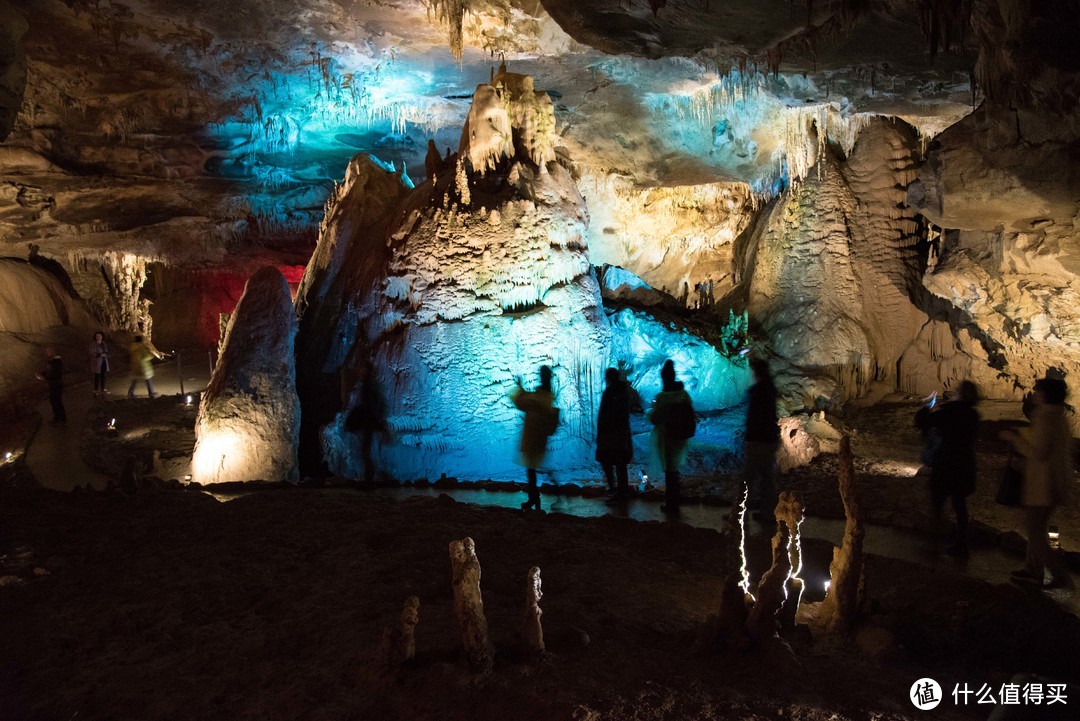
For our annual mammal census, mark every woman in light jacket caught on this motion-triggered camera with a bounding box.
[1002,377,1073,588]
[512,365,556,511]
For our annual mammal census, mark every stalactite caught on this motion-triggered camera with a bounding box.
[424,0,469,62]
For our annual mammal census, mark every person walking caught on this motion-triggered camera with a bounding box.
[344,363,389,485]
[596,367,632,500]
[511,365,557,512]
[127,334,159,399]
[89,331,110,396]
[915,380,980,557]
[1002,377,1073,588]
[650,360,694,516]
[37,346,66,425]
[744,358,780,522]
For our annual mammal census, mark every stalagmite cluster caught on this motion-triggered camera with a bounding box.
[449,537,494,672]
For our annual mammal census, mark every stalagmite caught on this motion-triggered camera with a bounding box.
[521,566,544,657]
[376,596,420,676]
[191,266,300,485]
[817,436,865,632]
[702,480,751,652]
[449,537,494,671]
[774,491,806,630]
[746,524,791,640]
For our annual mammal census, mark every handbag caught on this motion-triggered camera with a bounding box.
[995,455,1023,506]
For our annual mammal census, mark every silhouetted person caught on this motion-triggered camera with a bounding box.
[37,346,66,425]
[512,365,557,511]
[89,331,110,396]
[1002,377,1073,588]
[915,380,980,557]
[596,367,632,499]
[650,360,694,515]
[127,334,158,398]
[744,358,780,522]
[345,365,389,485]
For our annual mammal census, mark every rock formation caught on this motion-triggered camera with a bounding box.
[1,0,1078,439]
[736,118,929,407]
[0,257,99,401]
[816,436,865,633]
[191,267,300,484]
[701,480,752,653]
[293,66,752,483]
[376,595,420,676]
[774,491,805,631]
[746,524,792,641]
[0,1,27,142]
[521,566,545,657]
[449,537,494,672]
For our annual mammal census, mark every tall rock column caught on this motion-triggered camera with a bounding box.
[818,436,864,632]
[449,537,494,672]
[192,266,300,484]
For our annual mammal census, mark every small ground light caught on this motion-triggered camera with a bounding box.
[185,394,193,405]
[1048,526,1061,550]
[4,452,11,461]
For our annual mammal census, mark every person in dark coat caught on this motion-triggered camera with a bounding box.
[512,365,556,511]
[744,358,780,522]
[915,380,980,557]
[650,360,693,515]
[596,367,632,499]
[344,364,389,485]
[37,346,66,425]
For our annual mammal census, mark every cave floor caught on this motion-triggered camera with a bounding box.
[1,487,1078,721]
[4,388,1080,720]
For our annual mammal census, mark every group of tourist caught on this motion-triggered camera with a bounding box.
[36,329,1072,590]
[917,376,1073,589]
[510,358,781,520]
[36,332,163,425]
[511,360,1072,590]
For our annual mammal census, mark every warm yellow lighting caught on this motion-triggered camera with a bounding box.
[191,429,255,485]
[824,580,831,593]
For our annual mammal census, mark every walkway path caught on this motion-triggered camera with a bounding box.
[25,351,212,492]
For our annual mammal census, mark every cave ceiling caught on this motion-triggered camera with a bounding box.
[0,0,979,267]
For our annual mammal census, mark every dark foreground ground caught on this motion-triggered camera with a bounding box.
[1,485,1078,721]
